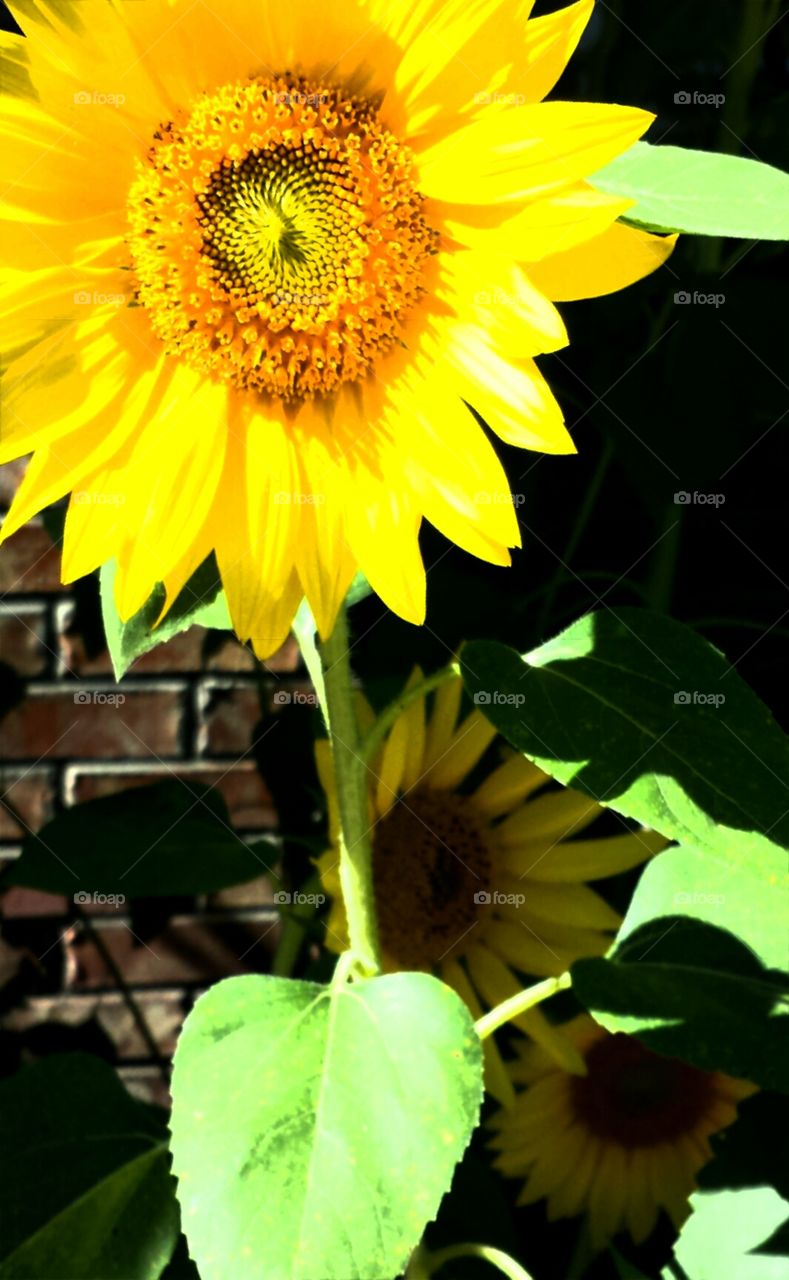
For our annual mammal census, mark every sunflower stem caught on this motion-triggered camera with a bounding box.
[408,1241,535,1280]
[361,662,459,763]
[474,972,572,1041]
[319,605,382,977]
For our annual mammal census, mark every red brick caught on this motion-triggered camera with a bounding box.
[0,458,27,510]
[206,634,257,673]
[197,676,318,755]
[0,683,186,760]
[70,914,280,988]
[207,634,301,674]
[1,885,68,918]
[64,761,277,829]
[0,765,57,840]
[0,522,63,593]
[197,680,261,755]
[0,602,51,676]
[60,622,207,677]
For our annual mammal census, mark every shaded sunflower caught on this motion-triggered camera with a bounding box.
[316,673,668,1100]
[1,0,675,654]
[489,1014,756,1251]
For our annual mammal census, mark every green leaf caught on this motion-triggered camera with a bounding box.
[0,1055,180,1280]
[613,838,787,969]
[101,554,232,680]
[7,781,275,898]
[572,918,789,1092]
[460,610,789,872]
[170,971,483,1280]
[663,1188,789,1280]
[594,142,789,239]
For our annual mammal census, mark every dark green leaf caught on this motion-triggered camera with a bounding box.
[572,918,789,1091]
[0,1055,179,1280]
[461,611,789,875]
[7,781,275,898]
[170,972,483,1280]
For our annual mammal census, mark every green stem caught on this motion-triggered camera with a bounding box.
[474,972,571,1041]
[410,1242,535,1280]
[271,869,324,977]
[360,663,459,764]
[319,606,381,976]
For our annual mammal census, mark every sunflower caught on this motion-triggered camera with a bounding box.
[316,673,668,1100]
[489,1015,756,1251]
[0,0,675,655]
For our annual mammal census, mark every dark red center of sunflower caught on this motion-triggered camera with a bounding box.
[372,790,493,970]
[570,1033,715,1147]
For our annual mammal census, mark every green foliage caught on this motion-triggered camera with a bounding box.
[664,1188,789,1279]
[0,1056,180,1280]
[100,556,232,680]
[610,837,788,970]
[595,143,789,239]
[169,971,483,1280]
[572,918,789,1092]
[6,781,274,898]
[460,610,789,867]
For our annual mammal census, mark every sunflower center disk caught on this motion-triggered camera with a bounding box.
[127,75,437,400]
[570,1033,715,1147]
[372,791,493,971]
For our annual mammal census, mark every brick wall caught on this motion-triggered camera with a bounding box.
[1,463,312,1101]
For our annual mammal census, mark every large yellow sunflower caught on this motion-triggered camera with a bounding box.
[490,1015,755,1251]
[316,673,668,1101]
[1,0,675,655]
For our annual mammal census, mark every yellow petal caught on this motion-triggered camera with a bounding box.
[473,754,549,818]
[422,678,463,772]
[521,829,668,882]
[424,710,497,790]
[528,219,678,301]
[418,101,654,205]
[497,789,602,847]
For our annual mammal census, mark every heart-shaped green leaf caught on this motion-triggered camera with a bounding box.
[170,972,483,1280]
